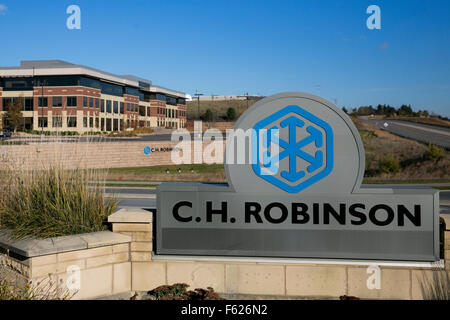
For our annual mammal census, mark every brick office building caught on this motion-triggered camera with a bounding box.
[0,60,187,133]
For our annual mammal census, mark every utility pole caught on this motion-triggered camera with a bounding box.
[32,68,46,135]
[193,90,203,120]
[237,92,250,109]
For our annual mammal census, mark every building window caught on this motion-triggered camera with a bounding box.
[101,99,105,112]
[38,117,48,127]
[52,116,62,127]
[24,97,33,111]
[89,97,94,108]
[67,96,77,107]
[167,96,177,105]
[95,98,99,108]
[106,100,111,113]
[156,93,166,102]
[38,97,48,107]
[120,102,124,114]
[83,96,87,107]
[139,106,145,116]
[67,117,77,128]
[89,117,93,128]
[113,101,118,113]
[106,118,112,131]
[83,117,88,127]
[52,96,63,107]
[95,117,99,128]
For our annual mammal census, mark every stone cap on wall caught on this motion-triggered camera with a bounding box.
[441,214,450,231]
[108,208,153,223]
[0,230,131,258]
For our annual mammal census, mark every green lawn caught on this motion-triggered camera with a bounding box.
[105,163,225,175]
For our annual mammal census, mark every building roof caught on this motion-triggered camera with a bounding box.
[0,60,187,98]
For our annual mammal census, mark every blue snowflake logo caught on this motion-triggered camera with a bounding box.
[252,105,333,193]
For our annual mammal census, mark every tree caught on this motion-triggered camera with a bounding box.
[5,96,23,132]
[357,105,376,116]
[398,104,413,116]
[202,109,214,122]
[226,107,237,121]
[384,105,396,117]
[342,107,348,114]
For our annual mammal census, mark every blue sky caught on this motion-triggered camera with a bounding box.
[0,0,449,116]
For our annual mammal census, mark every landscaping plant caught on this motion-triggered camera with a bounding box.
[0,162,118,239]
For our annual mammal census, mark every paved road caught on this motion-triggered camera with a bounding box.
[366,119,450,149]
[118,197,156,209]
[105,188,156,195]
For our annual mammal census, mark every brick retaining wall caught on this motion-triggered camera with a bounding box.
[1,140,225,170]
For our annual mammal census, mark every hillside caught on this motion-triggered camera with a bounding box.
[186,98,261,120]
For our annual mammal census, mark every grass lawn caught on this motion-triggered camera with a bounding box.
[105,163,224,175]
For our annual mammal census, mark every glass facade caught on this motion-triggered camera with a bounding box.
[125,87,139,96]
[0,75,185,106]
[0,75,124,97]
[166,96,177,105]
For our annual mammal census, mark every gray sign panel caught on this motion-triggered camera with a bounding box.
[156,92,440,261]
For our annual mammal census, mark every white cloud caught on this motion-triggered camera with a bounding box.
[0,4,7,15]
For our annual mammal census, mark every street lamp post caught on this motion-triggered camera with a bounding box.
[193,90,203,120]
[32,73,46,135]
[41,81,45,135]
